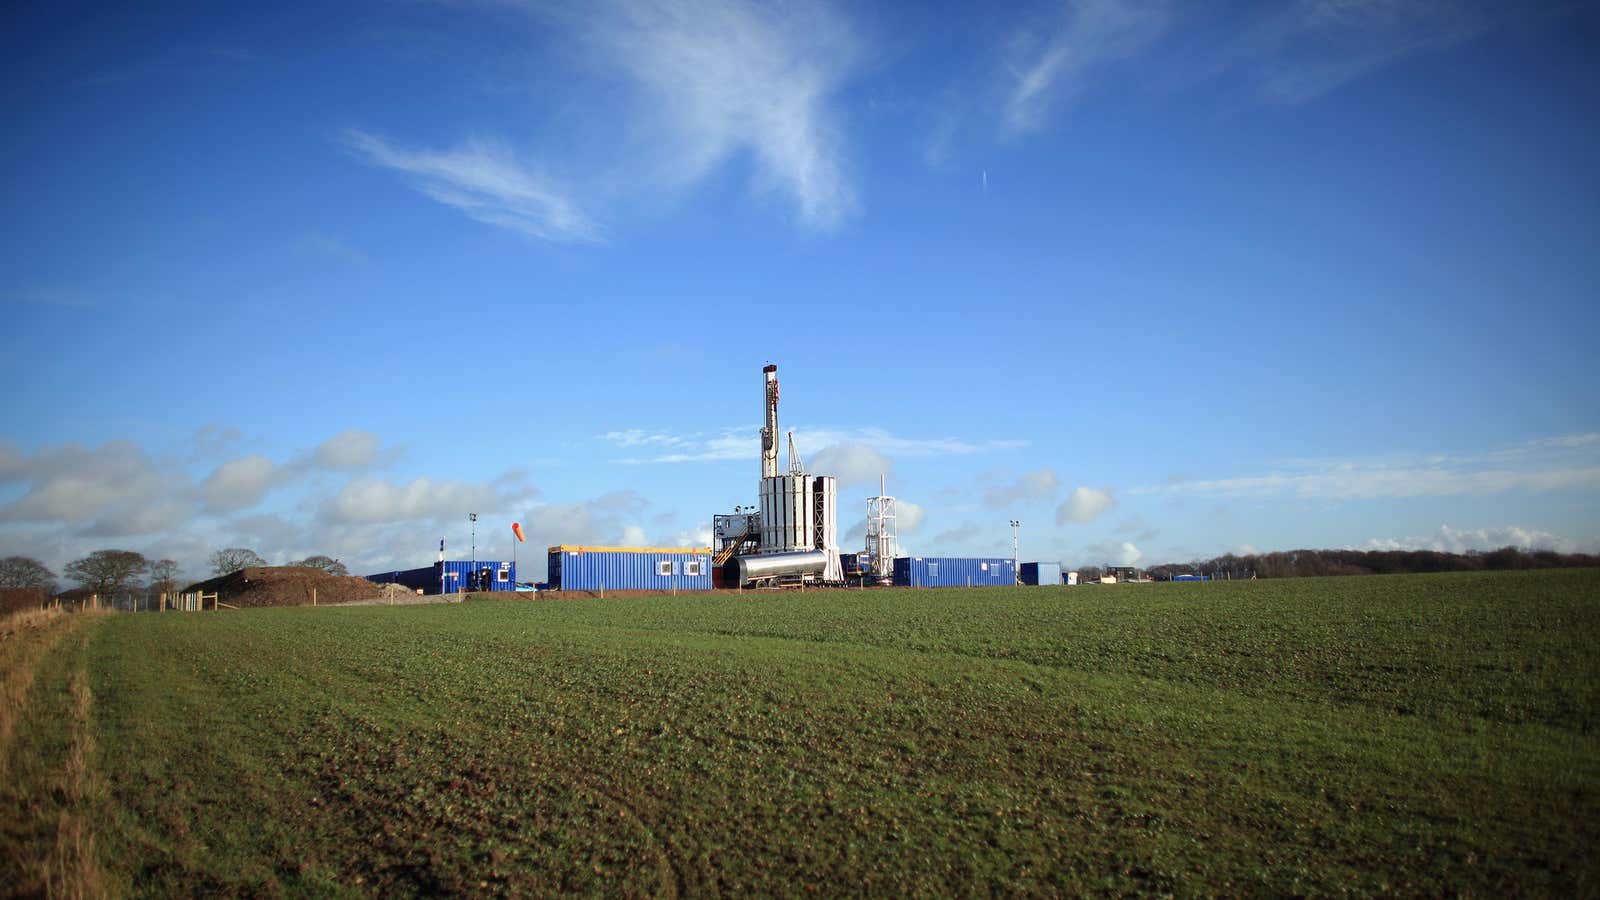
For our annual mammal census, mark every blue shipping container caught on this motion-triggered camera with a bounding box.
[548,546,713,591]
[894,557,1016,587]
[365,560,516,595]
[1020,562,1063,585]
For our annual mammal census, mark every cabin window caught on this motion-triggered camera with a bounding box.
[657,560,674,576]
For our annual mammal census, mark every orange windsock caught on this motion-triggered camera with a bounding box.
[512,522,526,542]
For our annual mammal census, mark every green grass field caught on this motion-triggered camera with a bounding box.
[4,569,1598,895]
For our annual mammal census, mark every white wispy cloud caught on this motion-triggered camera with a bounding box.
[992,0,1556,137]
[1221,0,1507,105]
[350,0,860,238]
[548,0,861,230]
[1004,0,1170,132]
[600,425,1027,464]
[343,130,599,242]
[1131,434,1600,500]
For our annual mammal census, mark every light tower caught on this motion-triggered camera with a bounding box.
[1010,520,1021,585]
[866,474,898,581]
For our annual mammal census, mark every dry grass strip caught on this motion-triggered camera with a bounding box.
[42,671,104,899]
[0,607,73,778]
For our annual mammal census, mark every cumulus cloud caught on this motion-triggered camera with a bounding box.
[0,441,194,535]
[1360,525,1598,556]
[897,501,926,533]
[1085,539,1142,567]
[201,430,395,513]
[983,469,1060,508]
[309,429,386,470]
[1056,486,1115,524]
[809,442,892,487]
[325,476,514,524]
[202,455,280,513]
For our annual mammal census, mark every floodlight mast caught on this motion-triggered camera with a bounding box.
[761,364,779,479]
[1010,520,1021,585]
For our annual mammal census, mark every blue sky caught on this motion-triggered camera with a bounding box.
[3,0,1597,583]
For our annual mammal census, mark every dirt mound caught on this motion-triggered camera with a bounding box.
[180,566,388,609]
[0,588,51,617]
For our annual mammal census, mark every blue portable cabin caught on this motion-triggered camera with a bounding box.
[547,546,713,591]
[365,560,516,595]
[1020,562,1063,585]
[1172,574,1211,582]
[893,557,1016,587]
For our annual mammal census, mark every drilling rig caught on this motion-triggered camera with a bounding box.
[712,364,842,587]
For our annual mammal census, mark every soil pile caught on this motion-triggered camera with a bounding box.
[0,588,50,617]
[181,567,389,609]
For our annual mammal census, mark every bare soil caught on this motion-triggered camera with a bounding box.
[179,567,393,609]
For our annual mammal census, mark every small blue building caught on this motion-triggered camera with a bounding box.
[366,560,516,595]
[894,557,1016,587]
[547,546,713,592]
[1020,562,1063,585]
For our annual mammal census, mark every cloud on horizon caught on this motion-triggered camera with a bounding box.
[1130,434,1600,501]
[1359,524,1598,556]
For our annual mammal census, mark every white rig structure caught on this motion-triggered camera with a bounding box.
[864,474,898,581]
[724,364,842,585]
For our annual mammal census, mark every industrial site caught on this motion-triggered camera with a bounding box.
[364,363,1065,599]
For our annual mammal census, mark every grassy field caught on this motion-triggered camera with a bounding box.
[3,569,1597,895]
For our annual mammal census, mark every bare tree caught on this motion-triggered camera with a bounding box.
[148,559,181,596]
[209,548,267,576]
[64,550,148,599]
[0,555,56,591]
[293,555,348,577]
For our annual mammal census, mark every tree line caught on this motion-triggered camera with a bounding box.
[0,549,352,603]
[1137,546,1600,581]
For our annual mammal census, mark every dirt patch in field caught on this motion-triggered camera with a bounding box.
[180,567,392,609]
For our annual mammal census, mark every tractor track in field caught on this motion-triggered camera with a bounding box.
[572,778,685,899]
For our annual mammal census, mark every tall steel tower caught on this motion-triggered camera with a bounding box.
[760,364,779,479]
[865,474,898,581]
